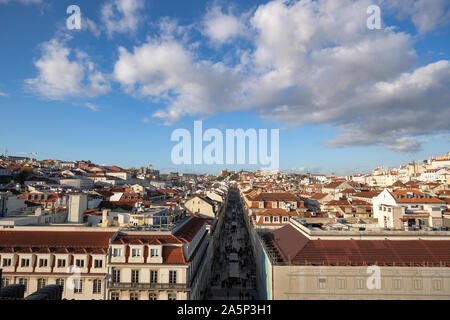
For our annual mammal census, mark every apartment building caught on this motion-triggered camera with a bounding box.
[59,178,94,190]
[0,227,115,299]
[373,189,446,229]
[0,216,209,300]
[252,219,450,300]
[322,181,353,198]
[305,193,334,211]
[106,216,209,300]
[18,193,68,211]
[183,195,218,218]
[243,190,303,215]
[252,208,298,229]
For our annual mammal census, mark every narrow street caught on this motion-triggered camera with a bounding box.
[205,189,258,300]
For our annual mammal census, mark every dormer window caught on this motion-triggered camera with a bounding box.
[264,216,270,223]
[131,248,141,257]
[21,259,30,267]
[94,259,103,268]
[39,259,48,267]
[75,259,85,268]
[57,259,66,268]
[150,248,160,257]
[112,248,122,257]
[2,258,12,267]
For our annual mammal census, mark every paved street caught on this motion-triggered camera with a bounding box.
[205,190,258,300]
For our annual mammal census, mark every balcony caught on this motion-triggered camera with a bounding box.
[107,281,190,291]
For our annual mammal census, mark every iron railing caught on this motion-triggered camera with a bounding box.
[107,281,190,291]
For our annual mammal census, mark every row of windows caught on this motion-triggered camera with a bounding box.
[110,292,176,300]
[317,278,444,290]
[2,258,103,269]
[1,278,103,294]
[257,202,297,209]
[112,269,177,284]
[263,216,289,223]
[113,248,161,258]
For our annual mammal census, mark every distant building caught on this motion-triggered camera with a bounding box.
[60,178,94,190]
[0,165,11,177]
[373,189,446,229]
[183,196,218,218]
[68,194,88,224]
[252,208,297,229]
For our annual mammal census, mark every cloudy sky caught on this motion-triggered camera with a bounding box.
[0,0,449,174]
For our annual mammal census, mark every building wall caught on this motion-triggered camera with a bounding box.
[60,179,94,190]
[106,264,190,300]
[247,219,273,300]
[271,265,450,300]
[184,197,215,218]
[68,194,88,223]
[0,274,107,300]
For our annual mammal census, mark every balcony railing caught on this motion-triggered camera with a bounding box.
[107,281,190,291]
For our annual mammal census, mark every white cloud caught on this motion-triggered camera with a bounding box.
[324,60,450,151]
[245,0,450,152]
[0,91,8,97]
[25,38,110,100]
[84,102,100,111]
[101,0,144,37]
[111,0,450,152]
[380,0,450,34]
[202,6,245,43]
[83,17,101,37]
[113,37,245,124]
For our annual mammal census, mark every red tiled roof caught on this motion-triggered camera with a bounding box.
[325,200,351,206]
[351,199,371,206]
[436,190,450,196]
[173,217,206,243]
[309,193,328,200]
[269,225,450,267]
[351,191,381,198]
[162,246,187,264]
[111,234,181,245]
[248,192,298,202]
[391,190,445,204]
[0,230,115,248]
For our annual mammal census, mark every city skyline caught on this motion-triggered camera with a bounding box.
[2,150,449,177]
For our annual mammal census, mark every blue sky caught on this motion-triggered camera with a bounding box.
[0,0,449,175]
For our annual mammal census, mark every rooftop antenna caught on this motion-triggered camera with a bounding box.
[18,152,38,161]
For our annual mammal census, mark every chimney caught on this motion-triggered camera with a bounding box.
[68,194,87,224]
[102,209,110,227]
